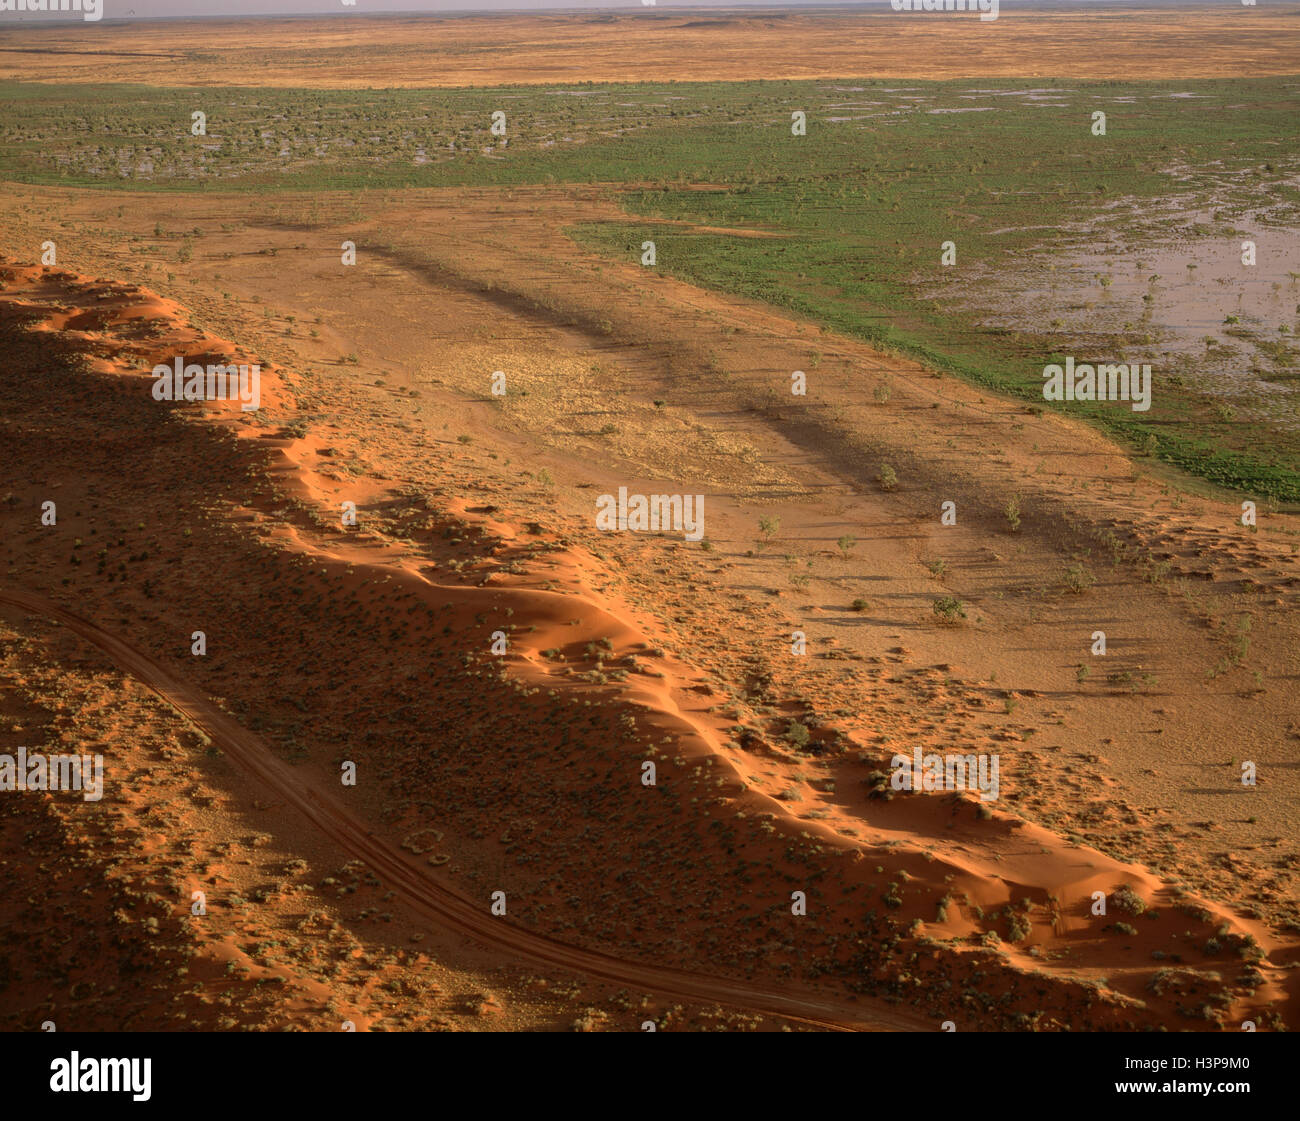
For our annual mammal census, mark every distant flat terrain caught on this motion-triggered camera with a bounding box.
[0,10,1296,87]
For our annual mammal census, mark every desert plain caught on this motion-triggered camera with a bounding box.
[0,8,1298,1032]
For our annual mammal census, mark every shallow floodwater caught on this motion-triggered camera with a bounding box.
[921,196,1300,428]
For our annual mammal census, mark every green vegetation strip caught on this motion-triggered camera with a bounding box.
[3,76,1296,496]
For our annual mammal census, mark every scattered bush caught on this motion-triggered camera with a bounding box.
[932,595,966,624]
[1004,495,1021,533]
[1064,562,1095,594]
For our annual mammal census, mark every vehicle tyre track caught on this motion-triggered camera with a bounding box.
[0,586,927,1033]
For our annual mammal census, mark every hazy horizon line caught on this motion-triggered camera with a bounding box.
[0,0,1271,28]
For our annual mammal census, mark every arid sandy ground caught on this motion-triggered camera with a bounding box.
[1,177,1297,1030]
[0,10,1297,87]
[0,10,1297,1032]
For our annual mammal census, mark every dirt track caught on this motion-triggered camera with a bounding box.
[0,584,926,1032]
